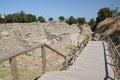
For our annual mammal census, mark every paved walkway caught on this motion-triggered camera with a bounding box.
[38,41,115,80]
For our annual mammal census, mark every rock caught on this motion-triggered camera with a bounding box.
[1,31,9,37]
[95,15,120,51]
[0,22,92,70]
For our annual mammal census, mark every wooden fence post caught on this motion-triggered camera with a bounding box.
[65,57,68,70]
[41,45,46,74]
[9,58,19,80]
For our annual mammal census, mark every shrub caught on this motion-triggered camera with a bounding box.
[49,17,53,22]
[77,17,86,25]
[59,16,65,22]
[66,16,76,25]
[38,16,45,23]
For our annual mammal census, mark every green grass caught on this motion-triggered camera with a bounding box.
[66,44,75,50]
[0,68,11,80]
[18,68,42,80]
[0,68,42,80]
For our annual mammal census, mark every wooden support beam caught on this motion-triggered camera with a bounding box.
[41,45,46,74]
[10,58,19,80]
[45,44,66,58]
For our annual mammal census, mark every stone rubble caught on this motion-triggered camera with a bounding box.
[0,22,92,70]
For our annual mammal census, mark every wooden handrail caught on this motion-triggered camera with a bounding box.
[100,34,120,79]
[44,44,66,58]
[0,37,89,80]
[0,43,45,63]
[106,35,120,57]
[44,44,67,70]
[100,34,120,57]
[0,43,67,80]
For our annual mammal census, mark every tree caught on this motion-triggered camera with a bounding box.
[1,11,37,23]
[66,16,76,25]
[59,16,65,22]
[5,14,14,23]
[88,18,96,28]
[116,12,120,16]
[0,14,4,23]
[38,16,45,23]
[26,13,36,22]
[49,17,53,22]
[12,13,18,22]
[77,17,86,25]
[19,11,26,22]
[96,7,113,23]
[111,7,120,17]
[0,15,2,23]
[32,15,37,22]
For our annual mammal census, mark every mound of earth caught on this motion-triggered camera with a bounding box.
[95,16,120,51]
[0,22,92,71]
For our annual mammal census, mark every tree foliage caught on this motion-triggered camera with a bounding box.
[38,16,45,23]
[5,14,14,23]
[88,18,96,27]
[76,17,86,25]
[59,16,65,22]
[96,7,113,23]
[49,17,53,22]
[0,11,37,23]
[0,14,4,23]
[25,14,36,22]
[66,16,76,25]
[112,7,119,17]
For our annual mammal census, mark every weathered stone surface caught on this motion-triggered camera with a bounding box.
[95,16,120,52]
[0,22,92,71]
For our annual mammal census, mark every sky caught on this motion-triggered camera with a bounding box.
[0,0,120,21]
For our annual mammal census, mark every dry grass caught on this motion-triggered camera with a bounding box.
[66,44,75,50]
[0,68,11,80]
[0,68,42,80]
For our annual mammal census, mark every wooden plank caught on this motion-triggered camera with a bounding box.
[38,41,115,80]
[9,58,19,80]
[41,45,46,74]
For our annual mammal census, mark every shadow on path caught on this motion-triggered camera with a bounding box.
[102,42,115,80]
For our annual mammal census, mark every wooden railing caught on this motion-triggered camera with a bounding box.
[0,37,89,80]
[100,34,120,80]
[0,43,67,80]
